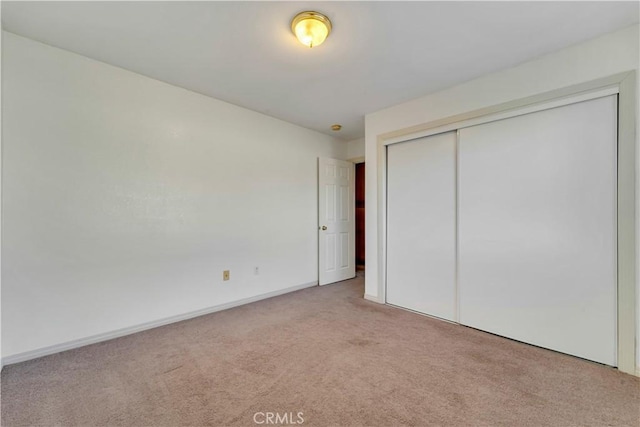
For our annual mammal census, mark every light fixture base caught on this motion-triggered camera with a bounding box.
[291,11,332,48]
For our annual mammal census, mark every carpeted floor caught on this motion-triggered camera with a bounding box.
[2,275,639,426]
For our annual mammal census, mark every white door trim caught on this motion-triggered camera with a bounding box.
[383,86,619,146]
[375,71,637,375]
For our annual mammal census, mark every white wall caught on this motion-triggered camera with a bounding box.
[365,25,639,365]
[0,12,4,370]
[346,137,365,161]
[1,32,346,360]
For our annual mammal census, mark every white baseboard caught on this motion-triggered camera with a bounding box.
[2,281,318,367]
[364,293,383,304]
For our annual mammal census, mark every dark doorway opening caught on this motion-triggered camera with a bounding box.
[355,162,365,270]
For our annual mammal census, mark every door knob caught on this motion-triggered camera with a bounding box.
[321,226,327,230]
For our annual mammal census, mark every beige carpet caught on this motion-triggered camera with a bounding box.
[2,276,639,426]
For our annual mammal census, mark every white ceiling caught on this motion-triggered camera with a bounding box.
[2,1,638,141]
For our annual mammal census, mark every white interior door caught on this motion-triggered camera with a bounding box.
[458,95,617,366]
[318,158,355,285]
[386,132,457,321]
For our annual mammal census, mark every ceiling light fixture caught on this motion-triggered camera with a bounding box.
[291,11,332,48]
[331,124,342,131]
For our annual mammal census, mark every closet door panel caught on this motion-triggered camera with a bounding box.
[458,96,617,365]
[386,132,456,321]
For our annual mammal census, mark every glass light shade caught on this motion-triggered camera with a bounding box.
[291,12,331,48]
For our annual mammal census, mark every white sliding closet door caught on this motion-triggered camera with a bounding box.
[458,96,617,366]
[387,132,456,321]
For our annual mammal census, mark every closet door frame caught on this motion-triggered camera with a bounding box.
[376,71,637,375]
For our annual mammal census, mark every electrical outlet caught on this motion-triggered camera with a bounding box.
[254,267,259,275]
[223,270,230,281]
